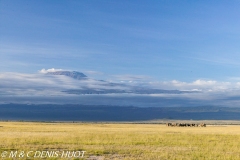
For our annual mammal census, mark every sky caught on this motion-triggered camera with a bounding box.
[1,0,240,106]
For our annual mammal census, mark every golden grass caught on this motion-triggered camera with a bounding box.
[0,122,240,159]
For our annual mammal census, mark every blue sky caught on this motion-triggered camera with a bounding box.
[1,0,240,82]
[2,0,240,107]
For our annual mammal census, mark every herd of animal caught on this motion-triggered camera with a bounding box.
[166,123,206,127]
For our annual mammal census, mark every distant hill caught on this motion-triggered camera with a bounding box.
[46,71,87,80]
[1,104,240,121]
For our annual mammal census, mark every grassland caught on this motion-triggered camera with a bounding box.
[0,122,240,159]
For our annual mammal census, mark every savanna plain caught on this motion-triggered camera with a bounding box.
[0,122,240,160]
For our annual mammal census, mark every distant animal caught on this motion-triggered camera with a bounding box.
[172,123,178,127]
[180,123,186,127]
[166,123,206,127]
[166,123,172,126]
[184,123,190,127]
[200,123,206,127]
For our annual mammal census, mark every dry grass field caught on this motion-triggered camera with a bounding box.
[0,122,240,159]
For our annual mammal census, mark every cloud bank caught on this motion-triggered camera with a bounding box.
[1,69,240,107]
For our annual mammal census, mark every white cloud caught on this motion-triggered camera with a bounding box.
[147,79,237,92]
[192,79,217,85]
[39,68,64,73]
[0,72,80,96]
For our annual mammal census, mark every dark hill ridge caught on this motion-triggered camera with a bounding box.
[46,71,87,80]
[1,104,240,121]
